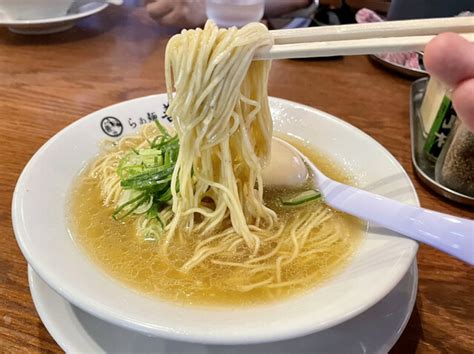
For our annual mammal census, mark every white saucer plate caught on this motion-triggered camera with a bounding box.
[0,2,108,34]
[29,263,418,353]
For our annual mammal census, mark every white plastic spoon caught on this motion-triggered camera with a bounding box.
[273,137,474,266]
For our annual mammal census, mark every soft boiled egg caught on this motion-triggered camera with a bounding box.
[262,138,308,187]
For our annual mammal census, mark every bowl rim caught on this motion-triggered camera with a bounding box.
[27,262,419,352]
[12,94,419,344]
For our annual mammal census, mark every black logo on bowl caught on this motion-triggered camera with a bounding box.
[100,117,123,137]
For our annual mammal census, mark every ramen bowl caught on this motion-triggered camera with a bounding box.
[12,95,418,344]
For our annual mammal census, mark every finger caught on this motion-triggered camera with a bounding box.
[146,0,174,20]
[424,32,474,87]
[452,78,474,132]
[159,9,188,27]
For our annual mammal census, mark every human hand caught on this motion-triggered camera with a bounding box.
[424,33,474,132]
[146,0,206,28]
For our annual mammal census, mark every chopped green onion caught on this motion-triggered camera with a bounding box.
[158,187,173,202]
[280,190,321,206]
[139,148,161,156]
[113,124,179,229]
[146,204,165,231]
[113,192,148,220]
[155,212,165,228]
[155,120,169,137]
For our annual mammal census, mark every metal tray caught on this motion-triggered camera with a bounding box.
[410,78,474,206]
[371,54,428,79]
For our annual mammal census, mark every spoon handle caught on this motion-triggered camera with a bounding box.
[322,181,474,265]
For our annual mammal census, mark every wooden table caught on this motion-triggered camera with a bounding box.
[0,3,472,353]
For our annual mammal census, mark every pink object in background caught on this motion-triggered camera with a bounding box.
[356,8,421,70]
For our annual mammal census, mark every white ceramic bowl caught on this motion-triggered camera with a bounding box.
[12,95,418,345]
[0,0,74,20]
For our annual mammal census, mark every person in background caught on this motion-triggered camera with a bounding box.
[145,0,314,28]
[424,33,474,133]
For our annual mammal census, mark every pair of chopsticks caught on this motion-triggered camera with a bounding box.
[255,17,474,60]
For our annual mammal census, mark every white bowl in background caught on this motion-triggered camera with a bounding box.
[12,95,418,345]
[0,0,74,20]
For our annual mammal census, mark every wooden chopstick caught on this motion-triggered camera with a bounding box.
[270,17,474,44]
[255,17,474,60]
[257,33,474,60]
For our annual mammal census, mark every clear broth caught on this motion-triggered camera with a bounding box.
[69,137,363,306]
